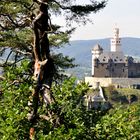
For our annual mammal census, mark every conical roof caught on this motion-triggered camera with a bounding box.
[92,44,103,51]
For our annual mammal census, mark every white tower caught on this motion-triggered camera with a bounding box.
[92,44,103,76]
[111,28,121,52]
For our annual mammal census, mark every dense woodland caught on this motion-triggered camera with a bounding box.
[0,0,140,139]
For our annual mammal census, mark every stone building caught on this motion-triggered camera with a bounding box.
[92,28,140,78]
[85,28,140,88]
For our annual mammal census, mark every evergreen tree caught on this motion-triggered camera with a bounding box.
[0,0,106,69]
[0,0,107,139]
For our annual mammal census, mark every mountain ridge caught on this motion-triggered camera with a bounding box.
[57,37,140,78]
[1,37,140,78]
[59,37,140,66]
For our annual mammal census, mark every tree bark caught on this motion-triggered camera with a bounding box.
[28,1,58,139]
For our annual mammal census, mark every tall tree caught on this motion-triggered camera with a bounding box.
[0,0,107,66]
[0,0,107,139]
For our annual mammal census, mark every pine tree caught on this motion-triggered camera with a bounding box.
[0,0,106,67]
[0,0,107,139]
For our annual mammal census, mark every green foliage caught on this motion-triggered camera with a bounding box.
[104,86,140,106]
[0,0,107,99]
[0,62,103,139]
[106,84,116,95]
[49,0,107,25]
[53,53,76,69]
[37,78,106,139]
[1,61,140,139]
[118,88,140,97]
[4,0,137,139]
[1,63,140,139]
[0,60,32,139]
[0,0,107,58]
[94,104,140,139]
[0,0,33,49]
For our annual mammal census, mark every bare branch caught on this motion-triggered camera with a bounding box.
[52,0,106,15]
[23,2,34,11]
[15,50,32,56]
[4,50,13,65]
[0,24,7,30]
[39,114,51,121]
[0,76,5,81]
[0,14,19,27]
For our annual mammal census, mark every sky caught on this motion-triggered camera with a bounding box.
[52,0,140,40]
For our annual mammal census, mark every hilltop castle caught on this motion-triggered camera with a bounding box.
[85,28,140,88]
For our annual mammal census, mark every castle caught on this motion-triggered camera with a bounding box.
[85,28,140,88]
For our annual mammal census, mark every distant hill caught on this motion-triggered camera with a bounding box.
[1,37,140,78]
[57,37,140,78]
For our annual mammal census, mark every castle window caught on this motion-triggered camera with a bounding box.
[103,59,105,61]
[112,68,114,72]
[120,59,122,61]
[131,72,133,76]
[123,69,124,72]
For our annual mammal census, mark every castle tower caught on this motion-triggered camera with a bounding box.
[111,28,121,52]
[92,44,103,76]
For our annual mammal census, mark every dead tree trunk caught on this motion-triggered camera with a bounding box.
[28,1,59,139]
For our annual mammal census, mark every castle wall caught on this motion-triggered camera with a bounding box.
[85,77,112,88]
[111,78,140,87]
[85,77,140,88]
[94,64,109,77]
[91,28,140,80]
[128,63,140,77]
[110,63,128,77]
[94,63,128,77]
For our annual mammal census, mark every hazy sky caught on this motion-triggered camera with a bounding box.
[53,0,140,40]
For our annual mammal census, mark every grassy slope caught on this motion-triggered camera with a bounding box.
[103,86,140,107]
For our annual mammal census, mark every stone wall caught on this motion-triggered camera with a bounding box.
[128,63,140,77]
[93,62,140,78]
[85,77,112,88]
[94,63,127,77]
[85,77,140,88]
[94,64,109,77]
